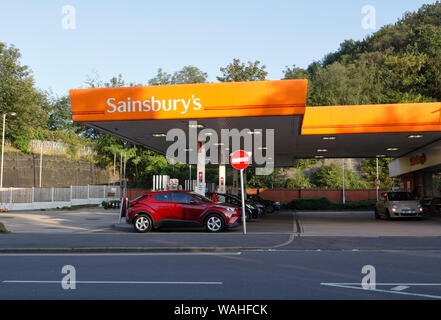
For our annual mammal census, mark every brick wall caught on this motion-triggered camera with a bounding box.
[124,188,380,204]
[247,188,380,203]
[3,151,113,188]
[126,188,152,200]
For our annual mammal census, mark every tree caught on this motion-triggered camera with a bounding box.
[148,68,173,86]
[360,158,396,189]
[286,170,313,189]
[0,42,49,152]
[247,168,287,189]
[283,65,309,80]
[217,59,268,82]
[307,61,384,106]
[171,66,208,84]
[312,164,370,189]
[43,95,74,132]
[148,66,208,86]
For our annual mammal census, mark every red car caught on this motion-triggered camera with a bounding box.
[126,191,241,233]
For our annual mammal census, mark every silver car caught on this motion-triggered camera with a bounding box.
[375,192,423,220]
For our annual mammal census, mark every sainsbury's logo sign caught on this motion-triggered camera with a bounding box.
[106,95,202,115]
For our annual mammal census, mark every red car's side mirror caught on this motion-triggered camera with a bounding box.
[190,199,197,205]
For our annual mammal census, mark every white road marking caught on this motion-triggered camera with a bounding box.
[272,212,298,249]
[391,285,410,291]
[321,283,441,299]
[2,280,223,285]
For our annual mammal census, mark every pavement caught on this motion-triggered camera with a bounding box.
[1,208,441,253]
[0,207,119,234]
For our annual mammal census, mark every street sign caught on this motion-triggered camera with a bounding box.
[231,150,250,170]
[230,150,250,235]
[168,179,179,191]
[375,179,381,187]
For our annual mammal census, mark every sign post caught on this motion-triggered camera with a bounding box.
[375,178,381,200]
[230,150,250,235]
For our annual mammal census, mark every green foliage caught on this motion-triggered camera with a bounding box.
[217,58,268,82]
[360,158,397,189]
[311,164,370,189]
[286,170,313,189]
[171,66,208,84]
[247,168,287,189]
[308,61,385,106]
[148,69,172,86]
[296,159,319,169]
[0,43,49,153]
[283,65,310,80]
[148,66,208,86]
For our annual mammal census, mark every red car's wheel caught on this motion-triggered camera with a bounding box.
[134,215,153,233]
[205,214,225,233]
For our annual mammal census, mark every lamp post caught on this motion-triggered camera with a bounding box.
[342,159,346,204]
[1,112,16,189]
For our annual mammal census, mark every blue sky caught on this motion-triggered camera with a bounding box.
[0,0,433,96]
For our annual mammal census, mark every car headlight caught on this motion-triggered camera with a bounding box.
[215,205,236,212]
[392,205,398,212]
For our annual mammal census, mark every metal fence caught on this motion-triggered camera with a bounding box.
[29,140,94,156]
[0,185,121,211]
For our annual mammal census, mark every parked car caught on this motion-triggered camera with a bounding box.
[423,197,441,215]
[375,191,424,220]
[126,191,241,233]
[207,192,263,219]
[247,194,281,213]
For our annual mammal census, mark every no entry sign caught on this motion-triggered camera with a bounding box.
[231,150,250,170]
[230,150,250,235]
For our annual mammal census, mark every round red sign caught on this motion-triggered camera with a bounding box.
[231,150,250,170]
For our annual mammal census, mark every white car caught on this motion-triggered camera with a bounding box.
[375,192,423,220]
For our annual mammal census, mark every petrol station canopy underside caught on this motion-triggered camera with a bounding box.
[70,80,441,167]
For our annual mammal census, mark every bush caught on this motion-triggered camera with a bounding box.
[0,222,10,233]
[285,197,376,211]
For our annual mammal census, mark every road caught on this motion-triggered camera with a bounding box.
[2,210,441,301]
[1,245,441,300]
